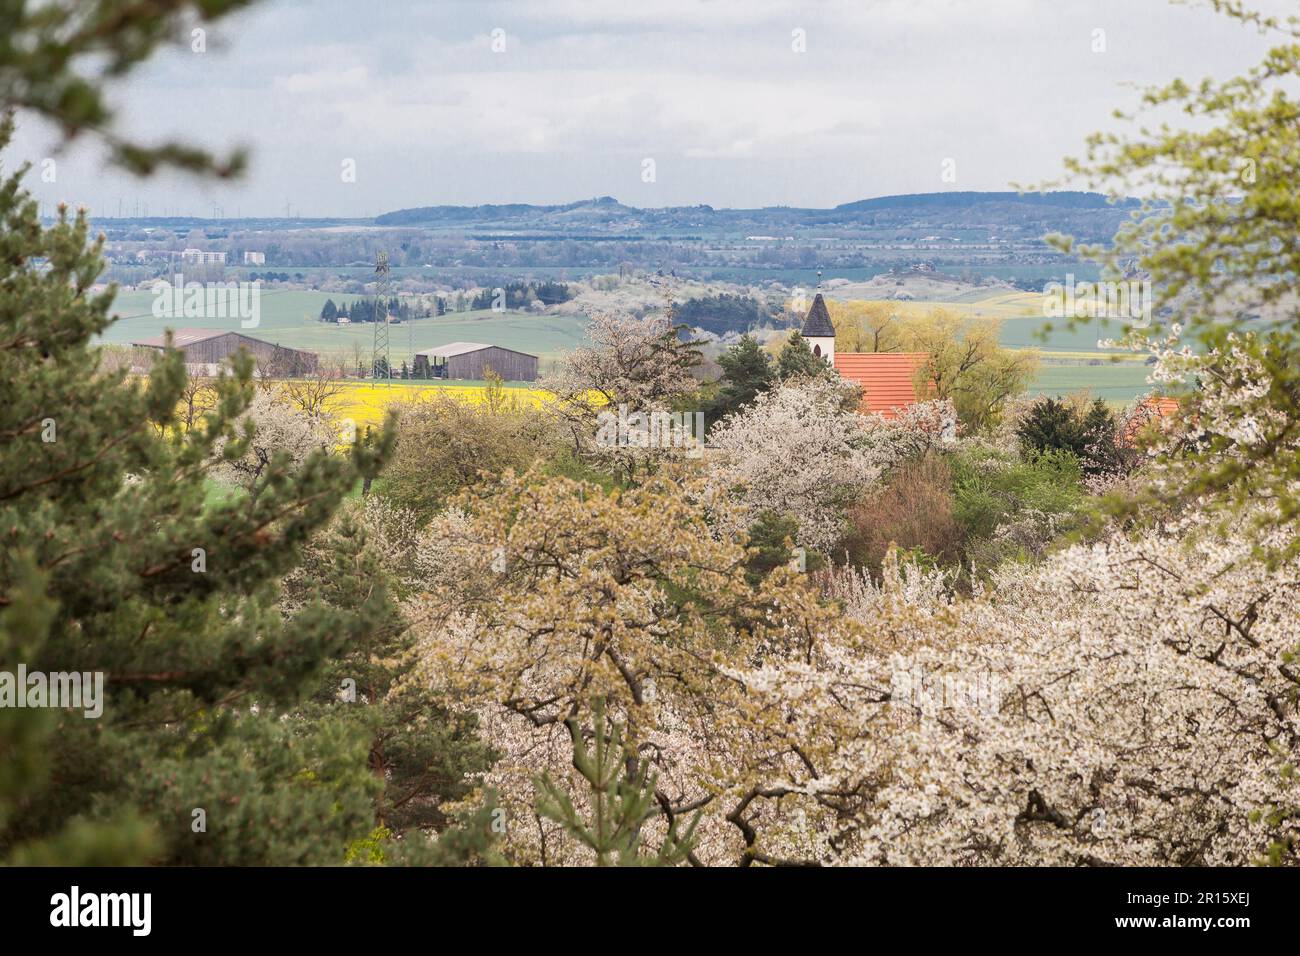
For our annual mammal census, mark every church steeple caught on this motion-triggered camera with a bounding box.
[801,292,836,364]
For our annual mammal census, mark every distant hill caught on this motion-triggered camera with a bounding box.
[375,191,1142,242]
[834,191,1138,211]
[376,196,636,227]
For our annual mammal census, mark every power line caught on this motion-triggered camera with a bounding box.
[371,251,391,382]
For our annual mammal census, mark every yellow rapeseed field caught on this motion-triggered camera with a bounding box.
[320,380,556,427]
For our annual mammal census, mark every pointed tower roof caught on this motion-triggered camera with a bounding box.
[801,293,836,338]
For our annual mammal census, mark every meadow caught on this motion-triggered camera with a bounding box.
[831,289,1155,400]
[102,289,591,370]
[105,286,1156,400]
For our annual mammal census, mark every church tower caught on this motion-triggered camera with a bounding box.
[801,292,836,365]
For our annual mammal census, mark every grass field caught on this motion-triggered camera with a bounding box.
[105,286,1155,401]
[1026,361,1153,401]
[821,290,1154,400]
[102,290,591,369]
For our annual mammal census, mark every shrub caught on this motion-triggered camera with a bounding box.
[842,453,963,573]
[745,510,826,584]
[1016,396,1119,477]
[952,446,1084,568]
[377,390,564,515]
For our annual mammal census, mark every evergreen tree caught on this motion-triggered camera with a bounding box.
[0,0,254,177]
[1017,397,1086,458]
[777,330,826,380]
[1016,397,1120,478]
[286,505,496,861]
[743,510,823,585]
[321,298,338,323]
[0,6,410,857]
[704,334,775,427]
[0,143,398,862]
[534,700,698,867]
[1079,398,1118,475]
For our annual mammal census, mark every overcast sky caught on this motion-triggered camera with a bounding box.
[6,0,1290,218]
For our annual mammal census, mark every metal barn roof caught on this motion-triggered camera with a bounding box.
[132,328,229,348]
[413,342,537,359]
[412,341,493,358]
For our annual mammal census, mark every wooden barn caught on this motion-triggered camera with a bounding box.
[412,342,539,381]
[132,328,318,377]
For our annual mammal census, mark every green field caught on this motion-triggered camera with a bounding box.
[103,286,1155,400]
[862,291,1155,400]
[1026,360,1153,401]
[102,290,591,368]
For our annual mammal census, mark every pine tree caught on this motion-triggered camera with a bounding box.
[287,504,496,860]
[0,115,398,864]
[777,330,826,381]
[1017,397,1086,458]
[704,334,775,426]
[534,700,698,867]
[1079,398,1118,475]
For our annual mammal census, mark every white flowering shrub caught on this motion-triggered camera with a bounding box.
[705,376,884,551]
[858,398,959,470]
[211,388,333,488]
[834,510,1300,865]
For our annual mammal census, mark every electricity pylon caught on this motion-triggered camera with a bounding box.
[371,251,391,382]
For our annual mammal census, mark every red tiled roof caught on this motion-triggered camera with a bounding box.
[1121,395,1182,445]
[833,352,931,418]
[1141,396,1181,418]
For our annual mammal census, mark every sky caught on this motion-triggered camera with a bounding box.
[5,0,1291,218]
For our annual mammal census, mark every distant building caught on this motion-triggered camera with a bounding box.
[131,327,317,377]
[412,342,538,381]
[800,293,837,363]
[180,248,226,265]
[1121,395,1182,446]
[177,248,227,282]
[800,292,931,418]
[243,251,266,265]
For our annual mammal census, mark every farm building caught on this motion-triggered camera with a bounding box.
[799,293,931,418]
[132,328,318,377]
[412,342,539,381]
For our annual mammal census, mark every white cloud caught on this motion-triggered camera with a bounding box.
[6,0,1295,215]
